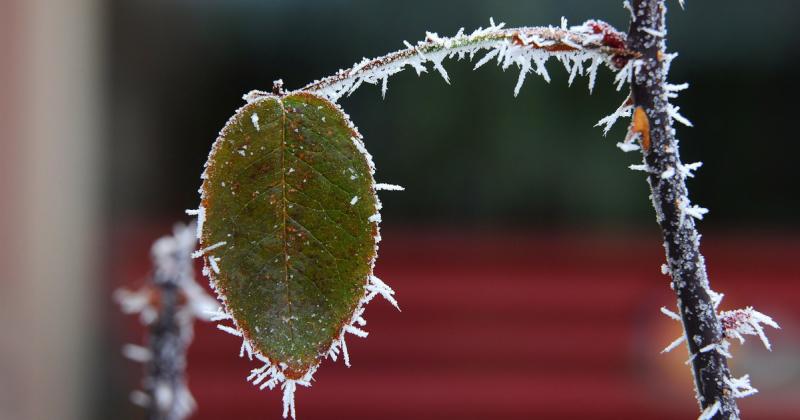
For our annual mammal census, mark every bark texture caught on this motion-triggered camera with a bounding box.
[627,1,737,418]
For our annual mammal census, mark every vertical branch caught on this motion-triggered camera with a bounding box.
[144,247,192,420]
[116,224,220,420]
[626,1,737,419]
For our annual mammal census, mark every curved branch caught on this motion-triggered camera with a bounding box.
[285,19,637,102]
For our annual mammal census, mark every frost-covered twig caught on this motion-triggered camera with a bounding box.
[625,1,777,418]
[115,223,219,420]
[289,18,636,102]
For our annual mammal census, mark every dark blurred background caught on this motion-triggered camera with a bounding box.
[2,0,799,419]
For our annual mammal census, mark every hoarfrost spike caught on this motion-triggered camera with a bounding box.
[698,400,720,420]
[302,19,635,101]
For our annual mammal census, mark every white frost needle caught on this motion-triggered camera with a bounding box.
[302,18,633,102]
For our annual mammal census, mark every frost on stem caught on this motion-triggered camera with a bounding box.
[622,0,777,417]
[294,18,636,102]
[661,302,779,356]
[114,223,219,420]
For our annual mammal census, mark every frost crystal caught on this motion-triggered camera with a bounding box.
[616,142,640,152]
[375,183,405,191]
[668,103,693,127]
[302,18,632,102]
[680,198,709,222]
[719,307,780,350]
[597,96,633,135]
[190,241,226,259]
[698,400,720,420]
[725,374,759,399]
[678,162,702,178]
[122,344,152,363]
[660,298,778,404]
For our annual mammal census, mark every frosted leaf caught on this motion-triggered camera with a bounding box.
[197,93,400,419]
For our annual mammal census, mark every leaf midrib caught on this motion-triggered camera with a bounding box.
[278,98,295,343]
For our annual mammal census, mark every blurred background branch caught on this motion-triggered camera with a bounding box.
[115,223,218,420]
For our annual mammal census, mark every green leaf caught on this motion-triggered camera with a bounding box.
[198,92,380,380]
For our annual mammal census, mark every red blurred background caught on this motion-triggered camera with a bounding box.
[111,225,800,419]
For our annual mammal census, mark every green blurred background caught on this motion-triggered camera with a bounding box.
[109,0,800,231]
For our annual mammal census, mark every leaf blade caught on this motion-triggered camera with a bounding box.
[200,92,379,378]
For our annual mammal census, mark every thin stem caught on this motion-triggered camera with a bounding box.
[146,257,191,420]
[289,20,636,102]
[627,1,736,418]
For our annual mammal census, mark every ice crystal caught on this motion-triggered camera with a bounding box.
[375,183,405,191]
[719,307,780,350]
[302,18,632,102]
[660,297,779,403]
[726,374,758,399]
[698,400,720,420]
